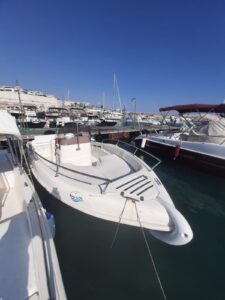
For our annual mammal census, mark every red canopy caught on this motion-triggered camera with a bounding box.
[159,104,225,114]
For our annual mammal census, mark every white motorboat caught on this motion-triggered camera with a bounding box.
[135,104,225,176]
[0,110,66,299]
[28,128,193,246]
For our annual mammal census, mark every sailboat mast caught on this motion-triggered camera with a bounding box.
[113,73,116,110]
[102,91,106,109]
[113,73,122,111]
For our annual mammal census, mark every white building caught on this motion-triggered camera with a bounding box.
[0,85,90,110]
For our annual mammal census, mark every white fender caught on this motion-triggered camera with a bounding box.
[141,138,146,148]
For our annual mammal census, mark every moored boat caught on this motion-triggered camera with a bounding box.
[0,110,66,299]
[135,104,225,176]
[28,127,193,246]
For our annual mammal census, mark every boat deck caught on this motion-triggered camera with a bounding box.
[0,151,41,299]
[0,150,54,300]
[0,212,39,300]
[0,151,26,220]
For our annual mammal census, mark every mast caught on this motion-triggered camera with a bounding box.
[102,91,106,109]
[113,73,122,111]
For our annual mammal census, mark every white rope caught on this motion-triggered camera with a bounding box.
[110,198,128,248]
[134,201,167,300]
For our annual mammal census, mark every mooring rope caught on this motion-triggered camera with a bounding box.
[110,198,128,249]
[134,201,167,300]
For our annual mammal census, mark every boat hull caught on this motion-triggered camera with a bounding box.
[28,135,193,245]
[135,137,225,176]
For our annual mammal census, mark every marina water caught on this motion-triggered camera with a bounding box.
[35,152,225,300]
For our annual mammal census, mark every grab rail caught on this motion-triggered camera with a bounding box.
[100,139,161,170]
[32,150,111,182]
[30,138,162,194]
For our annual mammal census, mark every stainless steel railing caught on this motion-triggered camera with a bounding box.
[30,139,161,194]
[100,139,161,170]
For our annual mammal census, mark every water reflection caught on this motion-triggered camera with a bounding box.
[149,157,225,217]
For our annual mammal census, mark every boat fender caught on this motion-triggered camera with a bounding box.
[45,211,56,238]
[141,138,146,148]
[174,144,180,160]
[65,133,74,139]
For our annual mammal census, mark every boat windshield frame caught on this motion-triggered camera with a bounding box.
[159,103,225,114]
[157,103,225,133]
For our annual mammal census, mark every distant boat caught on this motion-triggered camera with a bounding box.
[85,106,102,126]
[18,105,46,128]
[28,127,193,246]
[97,74,126,127]
[98,109,123,127]
[0,110,66,299]
[135,103,225,176]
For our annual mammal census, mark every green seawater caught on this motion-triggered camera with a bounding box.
[35,157,225,300]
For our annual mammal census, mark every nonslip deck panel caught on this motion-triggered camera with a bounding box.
[116,175,147,189]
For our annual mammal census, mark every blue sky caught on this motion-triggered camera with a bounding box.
[1,0,225,112]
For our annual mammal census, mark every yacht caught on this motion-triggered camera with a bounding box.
[20,105,47,128]
[135,104,225,176]
[7,105,47,128]
[126,114,161,127]
[27,127,193,246]
[45,107,71,127]
[7,105,23,119]
[0,110,66,299]
[98,109,125,127]
[85,107,102,126]
[69,107,88,125]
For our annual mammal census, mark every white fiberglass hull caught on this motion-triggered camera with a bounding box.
[29,136,193,245]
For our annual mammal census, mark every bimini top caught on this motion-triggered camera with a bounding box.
[0,110,21,138]
[159,104,225,114]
